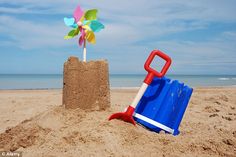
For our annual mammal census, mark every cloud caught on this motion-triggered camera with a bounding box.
[0,0,236,74]
[221,31,236,41]
[0,6,33,14]
[0,15,72,50]
[147,38,236,74]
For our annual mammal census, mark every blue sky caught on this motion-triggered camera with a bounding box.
[0,0,236,75]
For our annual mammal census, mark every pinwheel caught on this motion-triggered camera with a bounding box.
[64,5,105,62]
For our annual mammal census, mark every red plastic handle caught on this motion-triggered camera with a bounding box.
[143,50,172,85]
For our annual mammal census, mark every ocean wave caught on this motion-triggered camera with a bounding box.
[218,78,230,80]
[111,87,140,90]
[232,78,236,80]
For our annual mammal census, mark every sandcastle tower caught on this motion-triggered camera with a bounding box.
[63,56,110,110]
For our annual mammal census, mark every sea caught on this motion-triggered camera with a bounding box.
[0,74,236,90]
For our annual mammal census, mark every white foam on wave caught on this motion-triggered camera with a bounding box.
[218,78,230,81]
[111,87,140,90]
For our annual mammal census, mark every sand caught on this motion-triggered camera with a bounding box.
[0,88,235,157]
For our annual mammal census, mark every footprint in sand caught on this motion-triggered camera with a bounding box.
[233,131,236,138]
[205,95,228,104]
[62,131,79,146]
[209,113,219,118]
[222,116,233,121]
[204,106,220,113]
[222,139,234,146]
[214,101,222,105]
[219,95,229,102]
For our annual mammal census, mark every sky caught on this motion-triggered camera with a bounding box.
[0,0,236,75]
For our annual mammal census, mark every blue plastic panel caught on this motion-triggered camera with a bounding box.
[134,77,193,135]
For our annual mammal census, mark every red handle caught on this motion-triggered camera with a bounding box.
[143,50,172,85]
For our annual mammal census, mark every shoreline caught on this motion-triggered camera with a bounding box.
[0,85,236,91]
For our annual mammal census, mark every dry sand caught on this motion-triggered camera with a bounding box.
[0,88,236,157]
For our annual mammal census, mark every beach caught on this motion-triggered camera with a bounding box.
[0,87,236,157]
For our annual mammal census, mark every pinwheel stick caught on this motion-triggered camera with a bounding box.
[83,40,87,62]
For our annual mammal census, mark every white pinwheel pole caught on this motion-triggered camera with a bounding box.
[83,40,87,62]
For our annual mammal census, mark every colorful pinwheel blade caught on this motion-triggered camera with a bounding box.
[79,35,84,46]
[86,31,96,44]
[64,35,72,40]
[90,20,105,32]
[64,29,80,40]
[73,5,84,22]
[78,28,86,46]
[70,29,79,36]
[85,9,97,20]
[64,17,77,28]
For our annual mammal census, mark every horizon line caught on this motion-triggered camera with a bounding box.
[0,73,236,76]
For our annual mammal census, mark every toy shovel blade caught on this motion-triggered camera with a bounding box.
[109,106,136,125]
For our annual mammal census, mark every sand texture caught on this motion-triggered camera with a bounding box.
[0,88,236,157]
[63,56,110,110]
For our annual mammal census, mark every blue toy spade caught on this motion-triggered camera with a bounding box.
[109,50,193,135]
[109,50,172,125]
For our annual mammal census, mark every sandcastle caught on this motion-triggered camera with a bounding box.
[62,5,109,110]
[63,56,110,110]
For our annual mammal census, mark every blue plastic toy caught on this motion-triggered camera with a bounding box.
[109,50,193,136]
[134,76,193,135]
